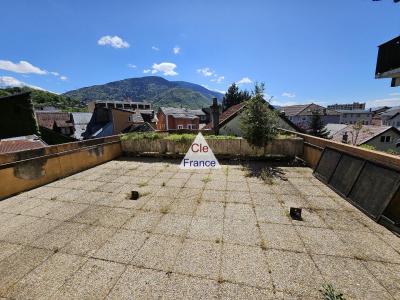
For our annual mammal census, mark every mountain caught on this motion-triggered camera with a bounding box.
[63,76,224,109]
[0,87,86,112]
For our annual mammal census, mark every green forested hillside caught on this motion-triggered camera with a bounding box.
[0,87,86,112]
[63,76,223,109]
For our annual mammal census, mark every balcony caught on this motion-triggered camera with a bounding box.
[0,135,399,299]
[375,36,400,87]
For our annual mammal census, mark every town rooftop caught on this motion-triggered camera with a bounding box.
[0,158,399,299]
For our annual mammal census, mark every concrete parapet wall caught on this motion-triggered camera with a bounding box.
[281,129,400,171]
[0,136,122,200]
[121,137,303,158]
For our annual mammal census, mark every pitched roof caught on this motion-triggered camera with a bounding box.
[324,124,348,138]
[123,122,155,133]
[35,112,71,129]
[159,107,199,119]
[331,125,399,145]
[279,103,336,116]
[279,104,309,116]
[0,135,47,154]
[381,106,400,117]
[187,109,206,116]
[203,102,246,130]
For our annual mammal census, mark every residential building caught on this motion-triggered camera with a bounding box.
[83,107,150,138]
[203,102,299,136]
[0,135,47,154]
[280,103,340,130]
[0,92,40,139]
[327,102,365,111]
[156,107,199,131]
[381,106,400,128]
[87,100,151,112]
[337,109,373,125]
[370,106,391,115]
[188,109,208,125]
[331,125,400,152]
[35,111,75,136]
[375,35,400,87]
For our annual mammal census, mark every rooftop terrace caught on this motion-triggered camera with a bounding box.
[0,158,399,299]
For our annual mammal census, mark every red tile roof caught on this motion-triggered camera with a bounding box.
[36,112,71,129]
[0,136,47,154]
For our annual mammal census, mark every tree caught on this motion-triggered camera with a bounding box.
[308,110,329,138]
[222,83,251,111]
[240,83,278,147]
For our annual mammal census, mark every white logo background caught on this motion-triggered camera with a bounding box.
[179,132,221,169]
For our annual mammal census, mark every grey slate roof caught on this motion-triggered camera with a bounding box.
[160,107,198,119]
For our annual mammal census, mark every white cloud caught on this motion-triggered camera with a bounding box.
[282,92,296,98]
[60,76,68,81]
[236,77,252,84]
[50,71,59,76]
[389,92,400,96]
[0,76,45,90]
[213,89,226,94]
[211,76,224,83]
[270,99,297,107]
[98,35,130,49]
[0,60,47,75]
[197,67,214,77]
[143,69,151,74]
[151,62,178,76]
[366,97,400,108]
[173,46,181,55]
[127,64,137,69]
[151,46,160,51]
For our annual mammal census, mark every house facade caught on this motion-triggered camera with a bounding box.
[332,125,400,152]
[327,102,365,111]
[338,109,373,125]
[280,103,340,130]
[203,102,298,136]
[83,107,150,139]
[156,107,199,131]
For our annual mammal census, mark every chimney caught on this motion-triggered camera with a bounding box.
[210,97,219,135]
[342,131,348,143]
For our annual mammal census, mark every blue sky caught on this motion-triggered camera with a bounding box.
[0,0,399,108]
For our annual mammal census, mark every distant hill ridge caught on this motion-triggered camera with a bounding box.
[63,76,224,109]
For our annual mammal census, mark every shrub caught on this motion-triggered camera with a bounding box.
[359,144,376,151]
[240,83,278,147]
[121,132,160,141]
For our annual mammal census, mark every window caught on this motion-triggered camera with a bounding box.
[177,125,183,129]
[397,121,400,127]
[386,136,391,143]
[187,124,193,130]
[343,114,347,118]
[380,136,385,142]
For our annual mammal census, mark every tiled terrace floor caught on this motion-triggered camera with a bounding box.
[0,158,399,299]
